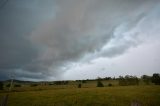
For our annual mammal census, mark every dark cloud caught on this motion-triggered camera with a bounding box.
[0,0,56,80]
[0,0,159,80]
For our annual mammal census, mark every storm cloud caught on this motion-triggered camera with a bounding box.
[0,0,160,80]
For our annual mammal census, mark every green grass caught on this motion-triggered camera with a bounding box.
[0,85,160,106]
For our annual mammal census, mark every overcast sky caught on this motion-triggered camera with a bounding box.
[0,0,160,81]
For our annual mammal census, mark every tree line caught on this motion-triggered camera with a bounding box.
[97,73,160,87]
[0,73,160,90]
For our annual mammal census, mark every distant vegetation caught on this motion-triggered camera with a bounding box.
[96,78,104,87]
[14,84,21,87]
[0,73,160,90]
[141,75,151,85]
[30,84,38,87]
[152,73,160,85]
[78,83,81,88]
[0,73,160,106]
[118,75,139,86]
[0,81,3,90]
[108,83,112,87]
[97,80,104,87]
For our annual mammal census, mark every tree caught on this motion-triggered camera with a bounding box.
[14,84,21,87]
[78,83,81,88]
[119,75,139,86]
[152,73,160,85]
[108,83,112,87]
[97,80,104,87]
[0,81,3,90]
[141,75,151,85]
[119,76,127,86]
[82,80,86,83]
[6,83,10,87]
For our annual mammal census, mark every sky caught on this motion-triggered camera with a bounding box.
[0,0,160,81]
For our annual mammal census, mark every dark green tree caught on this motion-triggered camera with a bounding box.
[14,84,21,87]
[0,81,3,90]
[141,75,151,85]
[97,80,104,87]
[78,83,81,88]
[152,73,160,85]
[108,83,112,87]
[119,75,139,86]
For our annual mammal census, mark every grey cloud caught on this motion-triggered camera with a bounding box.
[98,4,160,58]
[0,0,56,80]
[29,0,158,79]
[0,0,159,80]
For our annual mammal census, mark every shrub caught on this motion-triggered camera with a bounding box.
[141,75,151,85]
[78,84,81,88]
[97,81,104,87]
[30,84,38,87]
[152,73,160,85]
[54,81,69,85]
[108,83,112,87]
[0,81,3,90]
[6,84,10,87]
[119,75,139,86]
[49,83,54,85]
[82,80,86,83]
[14,84,21,87]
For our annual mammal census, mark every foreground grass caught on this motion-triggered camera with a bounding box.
[0,85,160,106]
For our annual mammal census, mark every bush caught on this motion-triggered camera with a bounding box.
[82,80,86,83]
[14,84,21,87]
[49,83,54,85]
[6,84,10,87]
[30,84,38,87]
[97,81,104,87]
[141,75,151,85]
[108,83,112,87]
[0,81,3,90]
[119,75,139,86]
[78,84,81,88]
[54,81,68,85]
[152,73,160,85]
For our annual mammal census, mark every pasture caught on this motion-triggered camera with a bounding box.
[0,80,160,106]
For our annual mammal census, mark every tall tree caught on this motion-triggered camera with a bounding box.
[152,73,160,85]
[0,81,3,90]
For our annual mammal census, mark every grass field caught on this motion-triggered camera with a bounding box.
[0,83,160,106]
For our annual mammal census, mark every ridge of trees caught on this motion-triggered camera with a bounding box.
[0,73,160,90]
